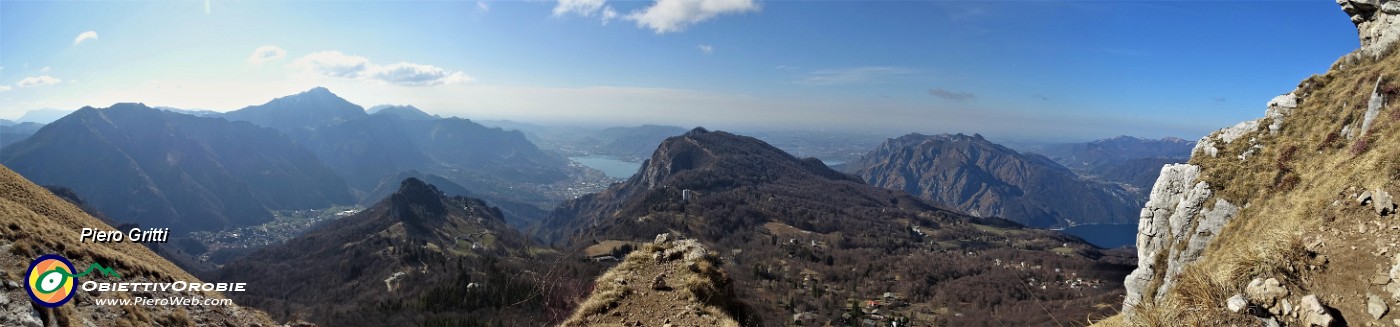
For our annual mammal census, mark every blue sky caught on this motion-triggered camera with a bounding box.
[0,0,1361,141]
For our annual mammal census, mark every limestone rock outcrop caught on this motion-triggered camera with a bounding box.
[1339,0,1400,56]
[1123,163,1240,316]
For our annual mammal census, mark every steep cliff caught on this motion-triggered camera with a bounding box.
[1111,2,1400,325]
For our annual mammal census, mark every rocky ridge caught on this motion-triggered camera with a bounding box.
[1111,2,1400,326]
[561,233,745,327]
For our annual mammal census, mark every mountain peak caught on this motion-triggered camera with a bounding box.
[683,126,710,137]
[222,87,367,134]
[104,102,156,112]
[304,86,333,95]
[389,177,447,219]
[396,177,441,197]
[633,128,857,191]
[369,104,438,120]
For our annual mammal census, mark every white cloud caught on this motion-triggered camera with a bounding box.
[73,31,98,45]
[246,46,287,65]
[477,1,490,12]
[40,67,51,73]
[370,62,473,86]
[796,67,915,86]
[601,6,618,24]
[627,0,759,34]
[697,44,713,54]
[0,85,11,92]
[553,0,605,17]
[17,75,62,87]
[294,51,373,78]
[292,51,472,86]
[552,0,619,24]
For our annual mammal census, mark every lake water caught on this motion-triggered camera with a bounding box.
[570,155,642,179]
[1061,224,1138,249]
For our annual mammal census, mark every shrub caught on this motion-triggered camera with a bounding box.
[1352,138,1370,156]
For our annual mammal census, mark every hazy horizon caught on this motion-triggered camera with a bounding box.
[0,1,1361,141]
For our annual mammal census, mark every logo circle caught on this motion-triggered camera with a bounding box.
[25,254,76,308]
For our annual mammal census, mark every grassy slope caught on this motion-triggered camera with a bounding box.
[0,163,278,327]
[1100,44,1400,325]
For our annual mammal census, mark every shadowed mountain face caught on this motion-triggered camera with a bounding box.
[219,87,368,140]
[215,178,556,327]
[540,128,1132,326]
[298,114,435,190]
[0,103,354,232]
[848,133,1141,227]
[0,121,44,148]
[222,88,572,207]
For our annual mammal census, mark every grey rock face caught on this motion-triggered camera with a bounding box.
[1123,164,1240,317]
[0,291,43,327]
[1194,119,1261,158]
[1339,0,1400,56]
[1361,76,1388,137]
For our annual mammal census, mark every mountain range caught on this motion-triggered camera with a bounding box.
[847,133,1141,227]
[1014,135,1194,194]
[0,103,354,231]
[0,88,1178,326]
[0,87,597,235]
[220,87,578,224]
[0,121,43,148]
[540,128,1133,326]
